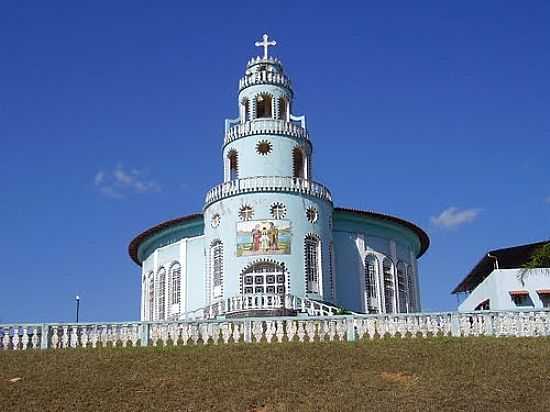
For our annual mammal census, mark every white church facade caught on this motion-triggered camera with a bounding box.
[129,35,429,321]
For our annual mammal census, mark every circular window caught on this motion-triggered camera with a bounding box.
[270,202,287,219]
[256,140,272,156]
[211,214,221,228]
[239,205,254,221]
[306,207,319,223]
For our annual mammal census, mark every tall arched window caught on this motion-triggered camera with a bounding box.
[396,261,408,313]
[407,264,416,312]
[241,98,250,122]
[228,150,239,181]
[382,258,395,313]
[256,94,272,118]
[365,255,379,313]
[170,262,181,306]
[157,268,166,320]
[293,147,305,179]
[147,272,154,321]
[241,260,286,295]
[304,234,321,294]
[211,240,223,300]
[278,97,288,121]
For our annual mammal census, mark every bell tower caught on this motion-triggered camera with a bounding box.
[203,35,335,309]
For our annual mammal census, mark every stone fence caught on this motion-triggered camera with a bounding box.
[1,310,549,351]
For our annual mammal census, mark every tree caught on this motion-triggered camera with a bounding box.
[519,242,550,284]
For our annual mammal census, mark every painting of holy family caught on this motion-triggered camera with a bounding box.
[236,220,291,256]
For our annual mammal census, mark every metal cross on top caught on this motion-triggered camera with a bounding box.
[255,33,277,59]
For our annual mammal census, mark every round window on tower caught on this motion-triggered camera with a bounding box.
[256,140,272,156]
[306,207,319,223]
[211,214,221,228]
[270,202,287,219]
[239,205,254,221]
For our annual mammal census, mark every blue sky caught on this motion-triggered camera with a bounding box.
[1,1,549,322]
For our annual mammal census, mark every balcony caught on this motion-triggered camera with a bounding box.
[239,70,292,92]
[204,176,333,208]
[224,119,309,145]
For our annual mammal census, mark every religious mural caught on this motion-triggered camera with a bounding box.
[236,220,291,256]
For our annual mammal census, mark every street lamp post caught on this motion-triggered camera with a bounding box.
[75,295,80,323]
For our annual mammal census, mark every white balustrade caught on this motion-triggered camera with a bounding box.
[225,119,308,145]
[239,71,292,92]
[204,176,333,207]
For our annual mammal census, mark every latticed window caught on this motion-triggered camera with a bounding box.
[270,202,287,219]
[211,240,223,300]
[148,273,154,321]
[170,263,181,306]
[157,268,166,320]
[397,261,408,313]
[407,265,416,311]
[305,235,321,294]
[383,258,395,313]
[242,261,286,296]
[365,255,378,313]
[328,242,335,301]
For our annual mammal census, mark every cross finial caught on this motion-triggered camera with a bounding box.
[255,33,276,59]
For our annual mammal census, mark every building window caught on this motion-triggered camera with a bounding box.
[306,207,319,223]
[239,205,254,221]
[383,258,395,313]
[292,147,305,179]
[256,139,272,155]
[305,234,321,294]
[256,94,273,118]
[148,273,154,321]
[228,150,239,180]
[474,299,490,311]
[270,202,287,219]
[241,260,286,296]
[157,268,166,320]
[538,291,550,308]
[241,98,250,122]
[328,241,336,302]
[365,255,378,313]
[407,265,416,312]
[396,261,408,313]
[170,262,181,306]
[279,97,288,120]
[510,292,533,307]
[211,240,223,300]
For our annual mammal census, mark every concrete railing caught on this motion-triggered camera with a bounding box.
[204,176,333,208]
[1,310,549,350]
[182,294,339,321]
[224,119,309,145]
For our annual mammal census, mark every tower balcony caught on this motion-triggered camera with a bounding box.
[224,119,309,146]
[204,176,333,208]
[239,70,292,93]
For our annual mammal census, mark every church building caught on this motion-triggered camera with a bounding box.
[128,35,429,320]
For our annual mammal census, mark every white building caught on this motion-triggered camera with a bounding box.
[453,241,550,311]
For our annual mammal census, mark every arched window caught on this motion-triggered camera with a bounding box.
[170,262,181,306]
[241,98,250,122]
[304,234,321,294]
[157,268,166,320]
[147,272,154,321]
[278,97,288,121]
[293,147,305,179]
[396,261,408,313]
[365,255,379,313]
[211,240,223,300]
[228,150,239,181]
[382,258,395,313]
[407,265,416,312]
[242,260,286,295]
[256,94,273,118]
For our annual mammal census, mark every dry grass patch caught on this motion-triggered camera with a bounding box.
[0,337,549,411]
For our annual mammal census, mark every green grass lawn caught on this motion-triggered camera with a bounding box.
[1,337,549,411]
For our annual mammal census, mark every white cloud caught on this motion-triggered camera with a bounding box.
[431,207,481,229]
[94,165,161,199]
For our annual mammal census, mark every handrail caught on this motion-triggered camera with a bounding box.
[204,176,333,208]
